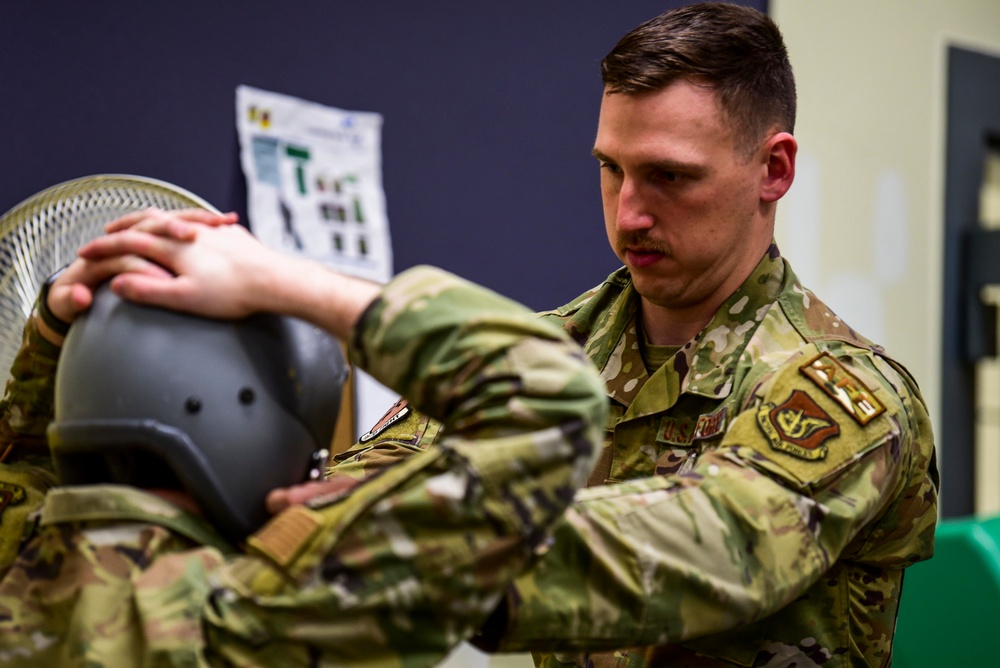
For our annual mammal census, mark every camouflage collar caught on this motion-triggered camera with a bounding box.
[554,244,787,406]
[676,244,785,399]
[40,484,236,553]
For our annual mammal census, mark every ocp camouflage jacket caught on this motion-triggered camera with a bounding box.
[334,246,939,668]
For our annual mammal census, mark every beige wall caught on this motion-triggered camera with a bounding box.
[771,0,1000,510]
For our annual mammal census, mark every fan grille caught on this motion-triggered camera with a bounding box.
[0,175,217,386]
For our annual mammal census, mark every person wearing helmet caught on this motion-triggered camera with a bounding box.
[0,211,606,667]
[49,283,350,541]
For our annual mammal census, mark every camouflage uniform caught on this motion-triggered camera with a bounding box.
[0,312,61,576]
[0,266,606,667]
[333,246,939,667]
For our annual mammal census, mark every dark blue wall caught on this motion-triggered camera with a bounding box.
[0,1,766,310]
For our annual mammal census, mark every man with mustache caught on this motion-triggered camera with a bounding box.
[327,4,939,666]
[66,3,939,666]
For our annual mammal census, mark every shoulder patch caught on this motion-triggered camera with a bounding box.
[757,389,840,460]
[359,398,410,443]
[800,352,885,425]
[658,416,696,446]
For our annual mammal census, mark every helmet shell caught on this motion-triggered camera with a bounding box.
[48,284,348,539]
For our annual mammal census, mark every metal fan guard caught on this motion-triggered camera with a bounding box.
[0,174,218,387]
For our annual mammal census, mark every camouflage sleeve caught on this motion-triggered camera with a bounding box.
[484,345,937,652]
[201,265,606,666]
[323,283,587,486]
[0,309,61,574]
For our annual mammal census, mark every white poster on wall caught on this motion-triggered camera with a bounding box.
[236,85,398,437]
[235,84,392,284]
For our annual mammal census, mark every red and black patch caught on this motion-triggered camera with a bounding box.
[359,397,410,443]
[757,390,840,461]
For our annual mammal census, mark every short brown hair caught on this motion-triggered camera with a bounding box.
[601,2,796,156]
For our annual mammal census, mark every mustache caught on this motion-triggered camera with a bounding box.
[615,232,670,256]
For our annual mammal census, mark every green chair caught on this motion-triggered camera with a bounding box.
[893,514,1000,666]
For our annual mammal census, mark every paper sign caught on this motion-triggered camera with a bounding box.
[236,85,392,283]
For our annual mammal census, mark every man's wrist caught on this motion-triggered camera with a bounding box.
[37,268,72,342]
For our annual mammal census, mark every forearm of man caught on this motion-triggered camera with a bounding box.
[245,254,380,341]
[202,265,606,665]
[485,441,898,651]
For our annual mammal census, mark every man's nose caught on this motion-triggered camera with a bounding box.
[615,179,655,232]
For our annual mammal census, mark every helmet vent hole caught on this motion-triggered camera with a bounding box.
[238,387,256,405]
[184,397,202,414]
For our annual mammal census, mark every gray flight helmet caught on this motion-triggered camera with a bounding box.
[48,283,349,540]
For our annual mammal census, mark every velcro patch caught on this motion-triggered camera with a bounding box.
[247,505,322,568]
[757,389,840,461]
[800,352,885,425]
[658,416,696,446]
[693,407,727,441]
[656,408,728,447]
[359,397,410,443]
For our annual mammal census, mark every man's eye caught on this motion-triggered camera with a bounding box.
[600,162,622,175]
[658,171,679,183]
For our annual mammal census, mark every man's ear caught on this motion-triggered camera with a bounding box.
[760,132,796,203]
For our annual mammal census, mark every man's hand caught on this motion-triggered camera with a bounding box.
[78,220,292,320]
[41,209,238,332]
[39,255,174,346]
[78,209,382,339]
